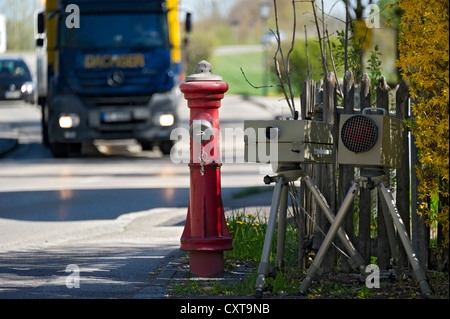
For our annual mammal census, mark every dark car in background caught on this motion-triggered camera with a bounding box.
[0,57,35,104]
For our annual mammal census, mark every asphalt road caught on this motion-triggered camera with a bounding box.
[0,93,287,298]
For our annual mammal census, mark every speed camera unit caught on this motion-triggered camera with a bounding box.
[244,119,334,165]
[338,108,403,168]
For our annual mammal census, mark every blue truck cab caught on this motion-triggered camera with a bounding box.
[36,0,186,157]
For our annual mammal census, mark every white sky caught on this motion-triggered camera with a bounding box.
[178,0,237,20]
[178,0,386,23]
[178,0,351,22]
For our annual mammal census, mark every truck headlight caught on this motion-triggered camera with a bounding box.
[59,113,80,128]
[159,113,174,127]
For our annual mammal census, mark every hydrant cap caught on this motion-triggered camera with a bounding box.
[185,60,223,81]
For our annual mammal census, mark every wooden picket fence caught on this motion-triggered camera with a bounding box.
[294,70,431,273]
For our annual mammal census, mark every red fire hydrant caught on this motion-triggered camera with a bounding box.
[180,60,232,276]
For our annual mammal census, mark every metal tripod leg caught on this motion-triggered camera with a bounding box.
[378,187,401,265]
[378,182,431,295]
[255,176,287,298]
[300,181,360,294]
[275,183,289,269]
[303,176,365,273]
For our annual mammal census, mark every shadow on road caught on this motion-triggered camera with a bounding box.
[0,186,272,222]
[0,244,179,299]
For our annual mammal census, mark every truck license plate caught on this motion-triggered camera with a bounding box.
[101,111,132,123]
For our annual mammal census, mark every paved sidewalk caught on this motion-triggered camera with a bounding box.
[0,208,186,299]
[135,205,273,300]
[134,250,256,299]
[0,205,272,299]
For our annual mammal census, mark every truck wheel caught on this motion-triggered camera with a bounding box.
[159,140,174,155]
[40,103,49,147]
[42,121,49,147]
[50,142,70,158]
[140,141,153,151]
[50,143,81,158]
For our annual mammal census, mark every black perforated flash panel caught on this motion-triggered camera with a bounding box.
[341,115,378,153]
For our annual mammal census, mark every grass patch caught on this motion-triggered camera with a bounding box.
[210,51,281,96]
[169,209,449,299]
[225,210,268,263]
[170,268,257,297]
[231,186,273,199]
[170,209,311,298]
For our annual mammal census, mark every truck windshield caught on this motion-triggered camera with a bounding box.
[60,13,168,49]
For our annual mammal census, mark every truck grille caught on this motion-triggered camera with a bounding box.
[73,68,155,106]
[75,69,154,88]
[81,95,151,107]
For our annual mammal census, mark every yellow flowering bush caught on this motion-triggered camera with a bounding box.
[396,0,449,246]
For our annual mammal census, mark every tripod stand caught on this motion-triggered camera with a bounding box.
[299,169,432,296]
[254,165,366,298]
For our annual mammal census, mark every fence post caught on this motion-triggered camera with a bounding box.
[410,98,428,271]
[299,77,317,269]
[299,77,310,270]
[300,78,309,120]
[395,80,410,271]
[340,70,356,272]
[376,77,391,270]
[318,71,337,272]
[358,74,372,264]
[312,79,323,251]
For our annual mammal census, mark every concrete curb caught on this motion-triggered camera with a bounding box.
[133,251,185,299]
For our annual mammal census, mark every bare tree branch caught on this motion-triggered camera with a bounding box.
[311,0,328,75]
[304,25,311,79]
[313,0,347,24]
[272,0,295,116]
[321,0,326,66]
[239,0,301,117]
[239,67,281,90]
[285,0,297,112]
[326,29,343,98]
